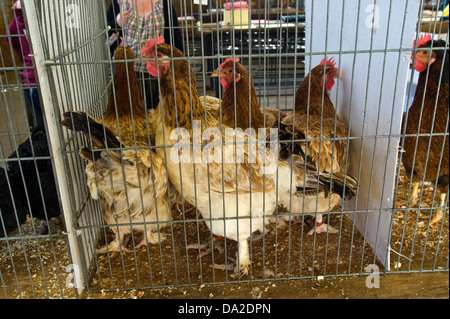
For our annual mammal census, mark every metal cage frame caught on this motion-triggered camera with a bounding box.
[0,0,448,298]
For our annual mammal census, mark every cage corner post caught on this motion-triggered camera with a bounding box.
[23,0,86,294]
[306,0,421,270]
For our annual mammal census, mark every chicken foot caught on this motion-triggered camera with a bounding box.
[172,202,195,215]
[96,233,130,254]
[188,236,238,272]
[187,236,225,258]
[215,238,252,279]
[248,229,269,242]
[286,214,338,235]
[188,236,252,278]
[307,214,339,235]
[135,231,166,249]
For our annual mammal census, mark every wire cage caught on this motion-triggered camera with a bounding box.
[0,0,448,298]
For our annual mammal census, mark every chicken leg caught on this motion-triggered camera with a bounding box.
[231,239,251,279]
[97,232,130,254]
[212,236,253,279]
[307,214,339,235]
[187,236,225,258]
[408,181,421,208]
[430,192,447,225]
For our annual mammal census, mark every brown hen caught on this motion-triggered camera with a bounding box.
[401,35,449,225]
[279,57,350,175]
[211,58,287,133]
[276,57,357,233]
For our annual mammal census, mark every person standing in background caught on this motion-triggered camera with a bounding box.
[6,0,43,127]
[113,0,184,110]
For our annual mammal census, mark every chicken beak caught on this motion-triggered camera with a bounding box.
[332,69,343,81]
[410,52,415,68]
[211,69,219,77]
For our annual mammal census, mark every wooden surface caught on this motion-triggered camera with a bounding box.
[82,271,449,299]
[196,21,305,34]
[420,20,449,34]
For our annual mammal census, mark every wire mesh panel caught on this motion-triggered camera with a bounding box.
[0,0,76,298]
[23,0,113,294]
[1,0,447,297]
[307,0,422,270]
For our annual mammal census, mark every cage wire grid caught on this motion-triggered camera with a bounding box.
[0,0,447,297]
[0,0,76,299]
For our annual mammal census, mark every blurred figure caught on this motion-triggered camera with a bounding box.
[5,0,43,127]
[106,0,122,58]
[113,0,183,109]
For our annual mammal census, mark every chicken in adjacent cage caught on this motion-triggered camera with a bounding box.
[401,34,449,226]
[1,126,60,237]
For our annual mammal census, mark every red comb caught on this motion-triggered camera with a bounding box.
[142,36,165,57]
[119,37,124,47]
[413,33,432,48]
[320,56,336,68]
[220,57,240,69]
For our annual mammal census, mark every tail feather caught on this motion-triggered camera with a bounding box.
[277,122,306,160]
[328,172,357,200]
[278,120,358,200]
[62,111,122,149]
[277,122,322,169]
[297,171,357,201]
[79,145,102,162]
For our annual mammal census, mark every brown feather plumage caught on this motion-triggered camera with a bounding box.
[214,60,286,133]
[402,41,449,183]
[401,40,449,221]
[273,61,357,234]
[280,63,349,174]
[103,45,153,147]
[295,65,338,118]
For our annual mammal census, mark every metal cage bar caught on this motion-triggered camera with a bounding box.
[0,0,447,298]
